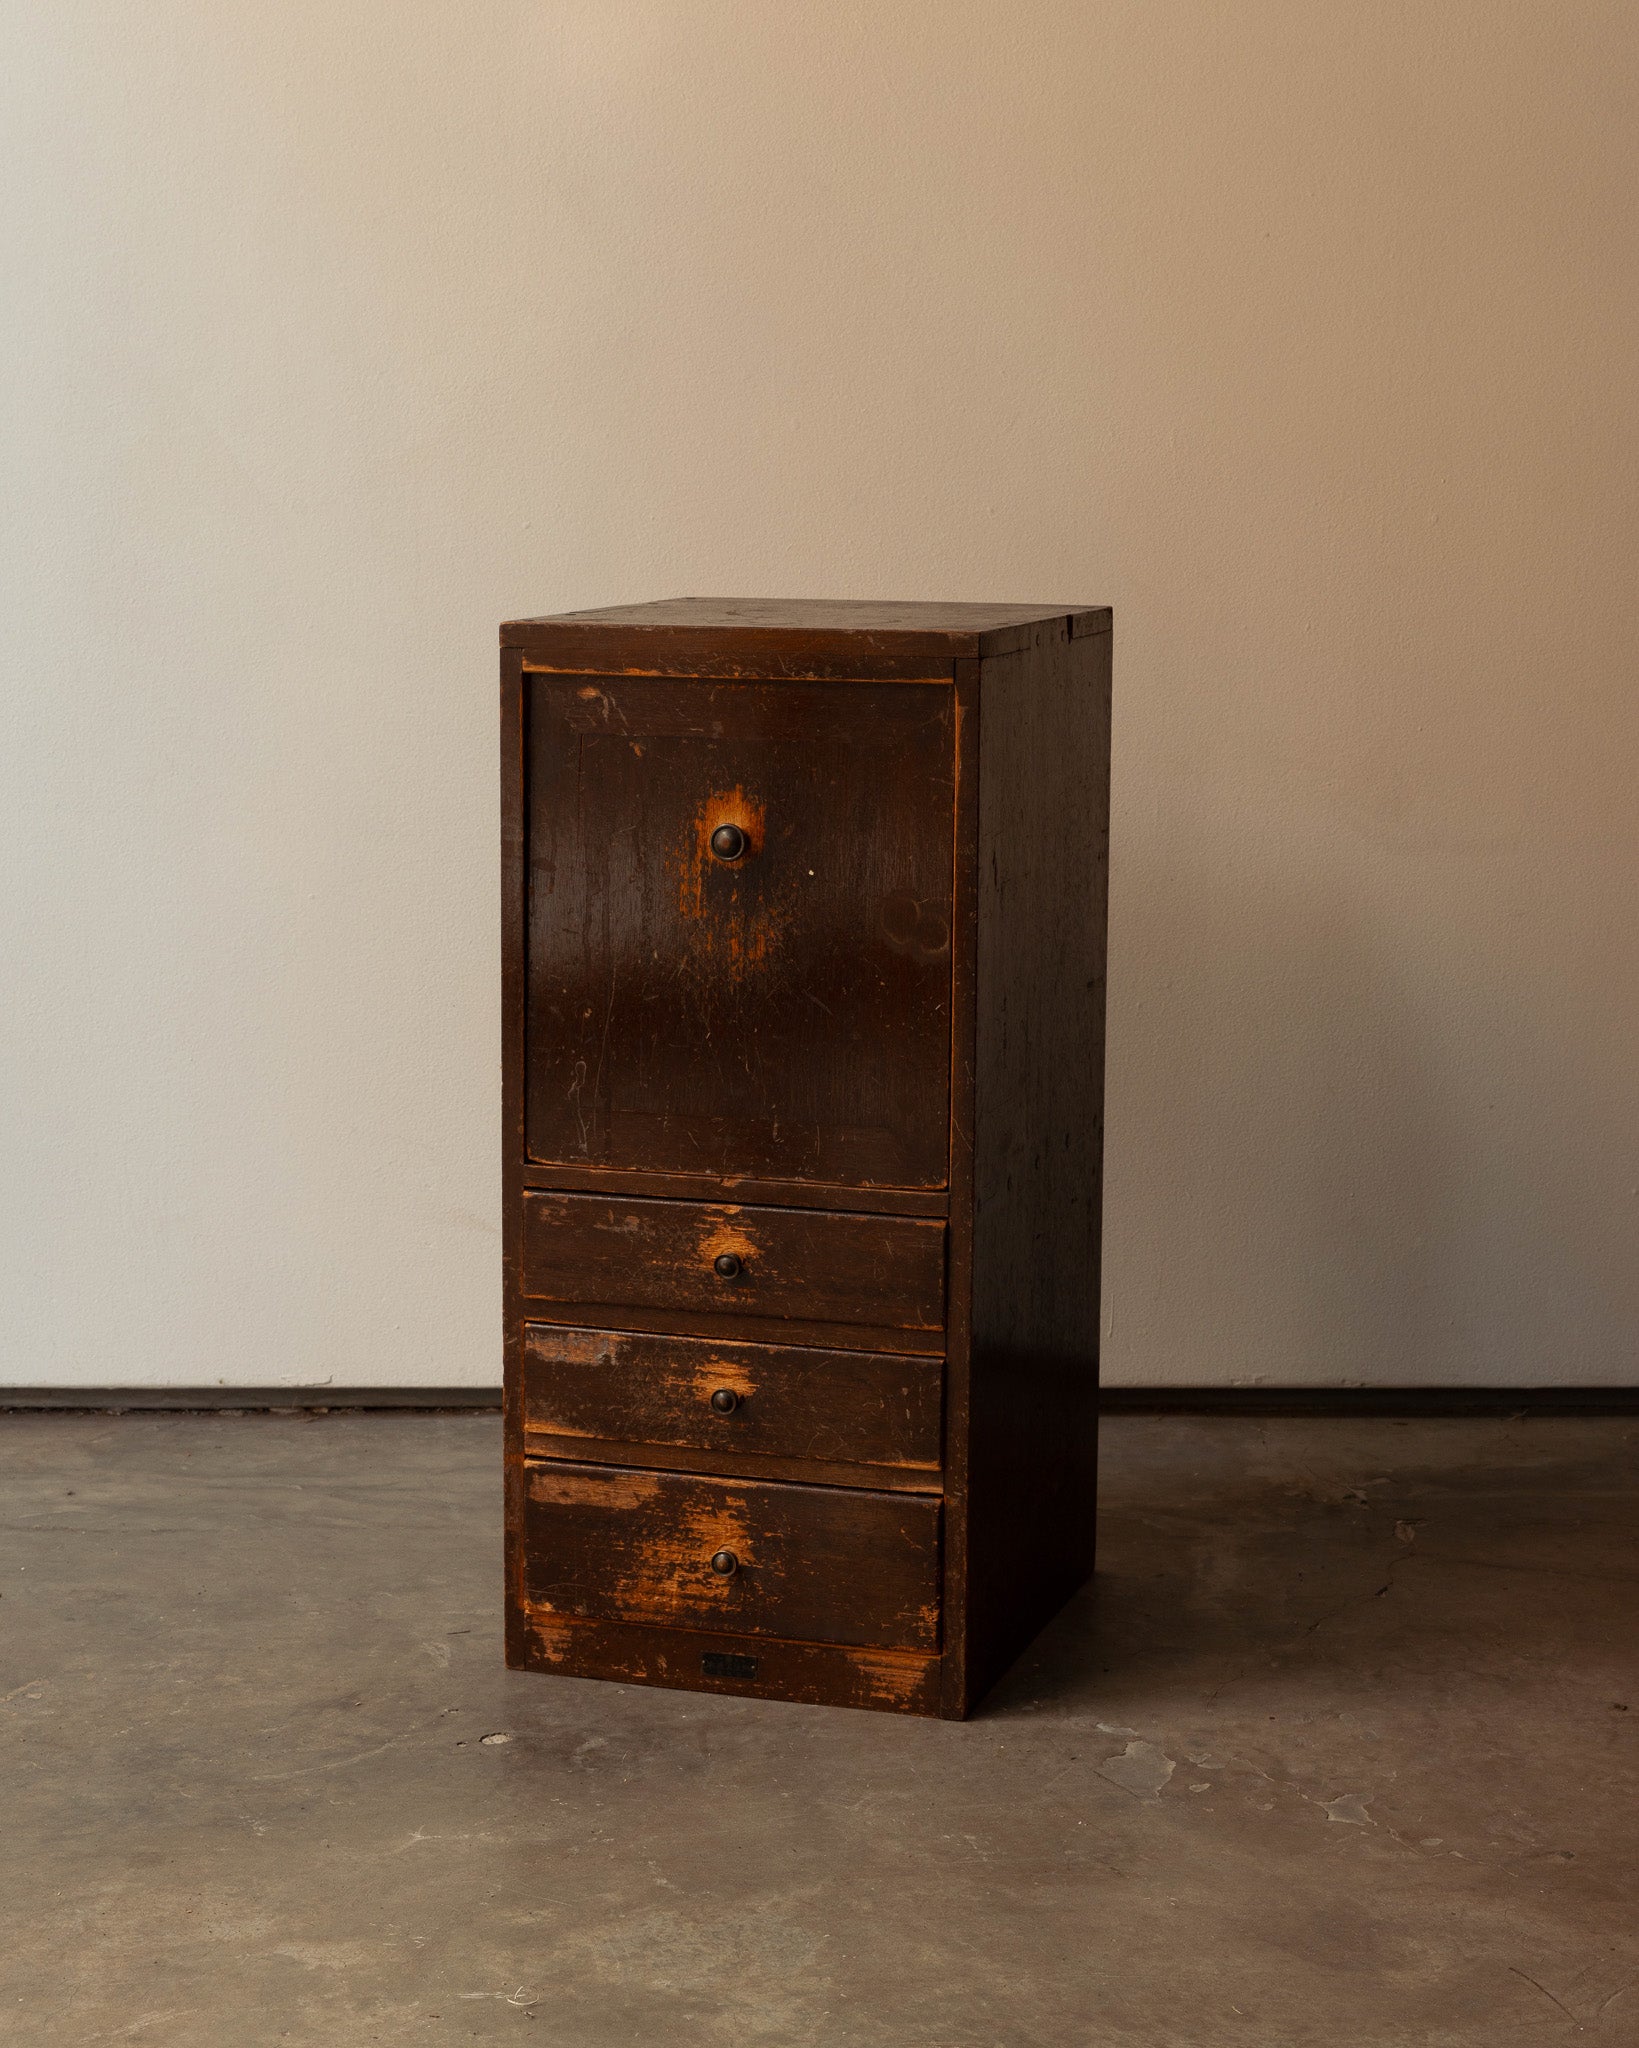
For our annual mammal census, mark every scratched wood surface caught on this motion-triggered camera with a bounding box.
[503,598,1112,677]
[517,1160,947,1219]
[524,676,954,1187]
[522,1460,942,1652]
[515,598,1106,634]
[519,1609,943,1715]
[520,1432,943,1497]
[519,1190,946,1333]
[522,1325,943,1471]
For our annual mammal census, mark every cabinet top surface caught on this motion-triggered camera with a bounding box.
[503,597,1110,669]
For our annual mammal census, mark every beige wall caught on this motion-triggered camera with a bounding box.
[3,3,1635,1387]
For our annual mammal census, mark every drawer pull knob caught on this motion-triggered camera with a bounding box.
[709,1549,739,1577]
[709,1387,741,1414]
[709,823,748,861]
[712,1252,743,1279]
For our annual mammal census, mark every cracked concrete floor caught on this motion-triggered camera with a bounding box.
[3,1412,1636,2046]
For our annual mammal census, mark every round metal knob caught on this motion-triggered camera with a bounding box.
[709,1549,739,1577]
[709,823,747,861]
[713,1252,743,1279]
[709,1387,740,1415]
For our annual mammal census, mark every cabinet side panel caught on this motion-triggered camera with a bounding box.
[501,646,530,1667]
[939,660,980,1716]
[966,623,1111,1702]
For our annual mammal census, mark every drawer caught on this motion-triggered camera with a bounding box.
[522,1326,943,1472]
[519,1191,945,1333]
[522,1460,941,1652]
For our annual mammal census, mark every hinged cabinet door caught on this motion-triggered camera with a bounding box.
[525,676,954,1187]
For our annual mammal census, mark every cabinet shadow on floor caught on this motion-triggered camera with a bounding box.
[975,1415,1638,1723]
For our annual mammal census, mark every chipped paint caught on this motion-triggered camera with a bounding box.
[688,1354,758,1403]
[672,786,765,918]
[529,1617,575,1665]
[538,1328,608,1366]
[583,1492,754,1624]
[678,1491,752,1591]
[845,1649,936,1706]
[533,1467,662,1510]
[665,787,798,984]
[697,1214,757,1270]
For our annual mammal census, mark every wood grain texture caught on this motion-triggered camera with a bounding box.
[518,1161,947,1218]
[960,618,1111,1706]
[504,598,1112,678]
[519,1610,943,1716]
[521,1432,942,1496]
[938,658,981,1714]
[520,1300,945,1359]
[520,1190,946,1333]
[500,644,530,1670]
[522,1324,942,1471]
[514,598,1107,633]
[525,675,954,1188]
[522,1460,942,1652]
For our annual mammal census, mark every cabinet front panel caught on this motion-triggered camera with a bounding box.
[519,1191,946,1333]
[523,1460,941,1651]
[522,1325,943,1471]
[524,677,954,1187]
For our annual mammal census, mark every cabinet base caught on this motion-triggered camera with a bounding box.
[513,1608,952,1718]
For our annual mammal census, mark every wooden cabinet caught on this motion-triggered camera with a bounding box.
[502,598,1111,1717]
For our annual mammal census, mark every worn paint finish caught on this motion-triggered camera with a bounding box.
[523,1459,942,1652]
[521,1325,944,1470]
[696,1213,759,1269]
[518,1190,947,1333]
[520,1612,945,1715]
[844,1648,938,1709]
[527,1464,662,1514]
[672,780,760,896]
[524,674,955,1186]
[670,786,777,977]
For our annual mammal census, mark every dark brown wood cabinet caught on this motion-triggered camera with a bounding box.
[502,598,1111,1717]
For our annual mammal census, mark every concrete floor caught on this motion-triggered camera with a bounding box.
[3,1414,1636,2046]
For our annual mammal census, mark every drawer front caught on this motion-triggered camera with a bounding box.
[523,1460,941,1652]
[519,1192,946,1332]
[524,675,954,1189]
[522,1326,943,1471]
